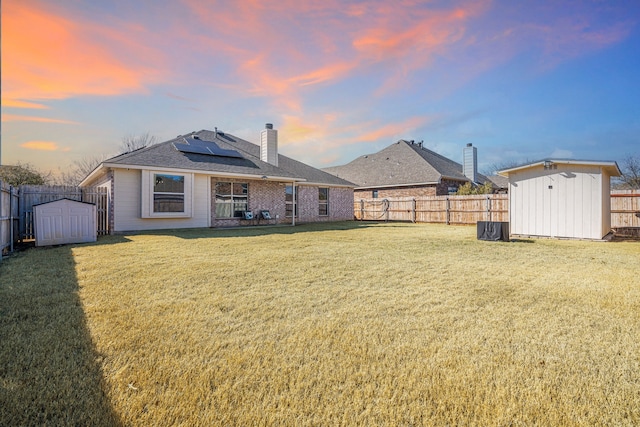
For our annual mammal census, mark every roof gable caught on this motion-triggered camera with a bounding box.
[323,140,487,188]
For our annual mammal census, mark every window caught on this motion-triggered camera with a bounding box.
[319,187,329,216]
[153,174,185,213]
[215,182,248,218]
[372,190,379,198]
[141,171,192,218]
[285,185,297,217]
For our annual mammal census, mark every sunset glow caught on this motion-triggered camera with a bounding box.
[20,141,66,151]
[1,0,638,175]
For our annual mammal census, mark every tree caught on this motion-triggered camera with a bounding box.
[455,180,494,195]
[0,162,50,186]
[482,158,533,176]
[120,132,157,153]
[52,156,105,186]
[616,154,640,189]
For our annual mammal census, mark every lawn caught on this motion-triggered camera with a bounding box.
[1,222,639,426]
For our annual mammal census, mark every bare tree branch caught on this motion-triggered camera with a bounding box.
[51,156,105,186]
[120,132,157,153]
[616,154,640,189]
[482,159,533,176]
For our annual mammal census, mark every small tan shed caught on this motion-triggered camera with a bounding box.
[34,199,97,246]
[498,159,621,240]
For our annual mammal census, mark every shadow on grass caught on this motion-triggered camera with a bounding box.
[0,245,122,426]
[127,220,400,239]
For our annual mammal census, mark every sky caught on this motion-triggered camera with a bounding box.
[2,0,639,178]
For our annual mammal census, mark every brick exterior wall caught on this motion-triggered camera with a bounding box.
[211,178,354,227]
[354,180,464,201]
[211,178,289,227]
[296,185,354,223]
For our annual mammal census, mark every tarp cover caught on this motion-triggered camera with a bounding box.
[477,221,509,241]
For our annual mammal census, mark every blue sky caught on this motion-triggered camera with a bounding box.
[2,0,639,177]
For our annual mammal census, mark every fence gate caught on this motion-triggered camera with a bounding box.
[1,181,20,256]
[19,185,109,240]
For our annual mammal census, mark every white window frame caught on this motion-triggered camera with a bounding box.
[319,187,329,216]
[214,181,249,219]
[285,184,297,218]
[141,170,193,218]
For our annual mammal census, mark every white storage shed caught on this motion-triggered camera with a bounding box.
[34,199,97,246]
[498,160,621,240]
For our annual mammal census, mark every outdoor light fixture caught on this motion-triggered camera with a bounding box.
[543,160,553,170]
[261,175,268,180]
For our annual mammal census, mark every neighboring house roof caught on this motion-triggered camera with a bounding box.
[81,129,354,187]
[497,159,622,177]
[486,174,509,189]
[323,139,489,188]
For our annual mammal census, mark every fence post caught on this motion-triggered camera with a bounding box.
[412,198,416,223]
[486,195,491,222]
[384,199,390,222]
[446,196,450,225]
[360,199,364,220]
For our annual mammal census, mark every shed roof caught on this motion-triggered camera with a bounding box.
[33,198,96,207]
[497,159,621,177]
[323,140,489,188]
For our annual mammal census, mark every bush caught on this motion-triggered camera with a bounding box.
[455,181,494,195]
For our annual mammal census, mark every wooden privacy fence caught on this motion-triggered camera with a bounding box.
[0,181,20,256]
[355,192,640,227]
[19,185,109,240]
[355,194,509,224]
[611,190,640,228]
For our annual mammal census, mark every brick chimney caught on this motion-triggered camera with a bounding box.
[463,143,478,183]
[260,123,278,166]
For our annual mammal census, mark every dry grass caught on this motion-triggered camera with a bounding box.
[1,222,639,426]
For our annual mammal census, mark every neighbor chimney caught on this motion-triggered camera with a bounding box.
[463,143,478,183]
[260,123,278,166]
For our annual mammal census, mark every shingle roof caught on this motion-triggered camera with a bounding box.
[100,129,354,187]
[486,174,509,189]
[323,140,488,188]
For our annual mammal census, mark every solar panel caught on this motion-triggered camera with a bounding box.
[173,137,244,159]
[174,143,212,155]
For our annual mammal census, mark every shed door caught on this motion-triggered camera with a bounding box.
[35,202,97,246]
[37,205,66,246]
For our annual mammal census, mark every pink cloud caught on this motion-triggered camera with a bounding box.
[20,141,68,151]
[2,114,79,125]
[2,2,167,108]
[178,0,488,111]
[1,99,49,109]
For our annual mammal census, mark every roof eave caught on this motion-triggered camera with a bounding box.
[298,181,356,188]
[79,163,106,187]
[498,159,622,177]
[99,162,307,182]
[355,181,441,190]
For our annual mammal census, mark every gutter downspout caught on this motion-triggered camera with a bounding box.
[292,181,296,226]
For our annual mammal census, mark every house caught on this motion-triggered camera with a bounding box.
[80,124,355,233]
[323,140,494,200]
[498,159,621,240]
[485,174,509,193]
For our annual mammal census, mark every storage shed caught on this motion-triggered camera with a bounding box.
[34,199,97,246]
[498,159,621,240]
